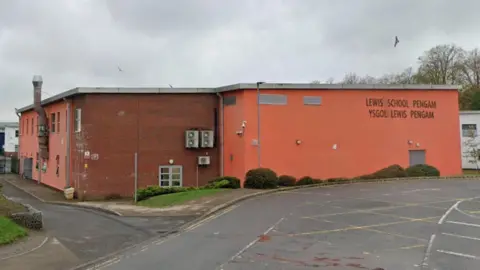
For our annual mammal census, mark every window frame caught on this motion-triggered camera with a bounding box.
[50,113,56,133]
[303,96,322,106]
[462,124,477,137]
[259,94,288,105]
[74,108,82,133]
[57,112,60,133]
[158,165,183,187]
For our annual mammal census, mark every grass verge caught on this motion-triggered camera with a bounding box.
[0,216,27,245]
[137,188,228,208]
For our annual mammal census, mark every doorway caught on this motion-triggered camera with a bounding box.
[409,150,426,166]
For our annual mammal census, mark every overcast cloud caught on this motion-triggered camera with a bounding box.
[0,0,479,121]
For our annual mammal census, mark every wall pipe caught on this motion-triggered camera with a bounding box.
[64,99,71,188]
[216,92,224,176]
[256,82,264,168]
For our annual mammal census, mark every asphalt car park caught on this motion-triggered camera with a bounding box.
[224,180,480,270]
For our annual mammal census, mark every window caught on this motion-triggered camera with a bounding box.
[15,130,19,137]
[223,96,237,106]
[462,124,477,137]
[56,155,60,177]
[26,118,29,135]
[259,94,288,105]
[36,116,39,135]
[66,110,68,131]
[14,145,19,152]
[74,108,81,133]
[159,166,183,187]
[303,96,322,106]
[31,117,34,135]
[57,112,60,133]
[50,113,56,133]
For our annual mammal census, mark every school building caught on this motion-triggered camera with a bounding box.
[16,82,462,198]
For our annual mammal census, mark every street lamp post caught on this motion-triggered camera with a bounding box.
[256,81,265,168]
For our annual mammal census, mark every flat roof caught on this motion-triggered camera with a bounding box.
[460,110,480,115]
[16,83,459,113]
[0,122,19,128]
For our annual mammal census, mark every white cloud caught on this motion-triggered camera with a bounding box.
[0,0,479,121]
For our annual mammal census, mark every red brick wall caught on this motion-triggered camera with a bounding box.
[73,93,220,198]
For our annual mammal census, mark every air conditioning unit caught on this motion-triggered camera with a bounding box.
[198,156,211,166]
[200,130,214,148]
[185,130,199,148]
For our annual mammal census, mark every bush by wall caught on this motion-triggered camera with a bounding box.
[136,186,193,201]
[406,164,440,177]
[244,168,278,189]
[296,176,316,186]
[208,176,241,189]
[278,175,296,187]
[358,164,407,180]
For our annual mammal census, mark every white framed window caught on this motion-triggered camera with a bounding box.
[159,165,183,187]
[74,108,82,133]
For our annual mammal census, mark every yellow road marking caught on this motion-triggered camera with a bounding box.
[289,216,440,236]
[361,228,429,242]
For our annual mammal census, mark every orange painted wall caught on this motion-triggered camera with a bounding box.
[222,88,462,182]
[19,101,69,190]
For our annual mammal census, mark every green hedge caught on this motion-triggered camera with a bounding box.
[278,175,296,187]
[406,164,440,177]
[244,168,278,189]
[207,176,241,189]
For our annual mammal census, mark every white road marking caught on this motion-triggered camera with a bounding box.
[421,234,436,267]
[442,232,480,242]
[216,217,285,270]
[446,221,480,228]
[438,201,461,224]
[437,250,480,260]
[0,237,49,261]
[85,258,121,270]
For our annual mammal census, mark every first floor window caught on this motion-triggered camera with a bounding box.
[50,113,56,133]
[74,108,81,132]
[159,166,183,187]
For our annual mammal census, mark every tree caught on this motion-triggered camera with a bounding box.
[458,48,480,87]
[463,129,480,171]
[415,44,465,84]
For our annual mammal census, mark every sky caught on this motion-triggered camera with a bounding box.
[0,0,479,121]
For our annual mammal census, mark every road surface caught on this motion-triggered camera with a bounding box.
[86,179,480,270]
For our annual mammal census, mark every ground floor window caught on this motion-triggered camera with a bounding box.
[159,165,182,187]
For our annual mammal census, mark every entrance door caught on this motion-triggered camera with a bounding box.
[23,158,33,179]
[409,150,426,166]
[158,165,183,187]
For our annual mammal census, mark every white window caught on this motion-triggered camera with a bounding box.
[159,166,183,187]
[259,94,288,105]
[74,108,82,133]
[462,124,477,137]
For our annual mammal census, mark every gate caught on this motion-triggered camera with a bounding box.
[0,157,12,174]
[23,158,33,179]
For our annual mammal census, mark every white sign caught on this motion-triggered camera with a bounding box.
[84,151,91,159]
[91,153,99,161]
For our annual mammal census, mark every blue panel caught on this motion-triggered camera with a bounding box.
[0,132,4,154]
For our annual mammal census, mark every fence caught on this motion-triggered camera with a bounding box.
[0,156,20,174]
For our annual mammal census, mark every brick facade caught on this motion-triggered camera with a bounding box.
[70,93,220,198]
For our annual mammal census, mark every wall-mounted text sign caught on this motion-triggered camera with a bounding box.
[366,98,436,119]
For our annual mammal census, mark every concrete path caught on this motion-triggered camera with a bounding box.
[0,178,196,270]
[88,179,480,270]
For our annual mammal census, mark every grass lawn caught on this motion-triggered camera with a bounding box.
[0,216,27,245]
[0,193,28,245]
[137,189,228,208]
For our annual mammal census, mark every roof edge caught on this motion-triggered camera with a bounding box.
[16,83,460,113]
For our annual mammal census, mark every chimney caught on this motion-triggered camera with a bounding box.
[33,75,49,159]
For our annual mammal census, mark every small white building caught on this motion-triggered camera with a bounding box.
[459,111,480,169]
[0,122,19,156]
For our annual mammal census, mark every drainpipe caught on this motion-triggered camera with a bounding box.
[64,99,71,188]
[216,92,224,176]
[256,82,265,168]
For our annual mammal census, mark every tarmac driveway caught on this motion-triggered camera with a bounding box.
[0,180,195,267]
[95,179,480,270]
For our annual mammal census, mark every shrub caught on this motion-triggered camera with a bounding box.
[208,176,241,189]
[357,164,407,180]
[136,186,190,201]
[204,179,231,189]
[278,175,296,187]
[296,176,315,186]
[326,177,350,183]
[406,164,440,177]
[244,168,278,189]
